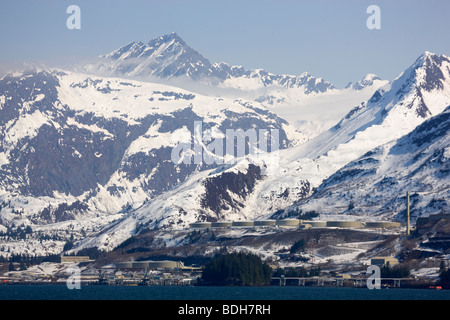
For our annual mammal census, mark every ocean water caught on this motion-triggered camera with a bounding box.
[1,285,450,300]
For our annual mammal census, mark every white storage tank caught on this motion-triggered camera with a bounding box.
[147,260,182,270]
[365,221,402,229]
[115,261,133,269]
[254,220,276,227]
[232,221,254,227]
[276,219,300,228]
[326,221,364,229]
[306,221,327,228]
[190,222,212,229]
[132,261,150,269]
[211,222,233,228]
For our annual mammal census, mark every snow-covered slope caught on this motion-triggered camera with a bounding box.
[0,67,297,257]
[291,105,450,222]
[80,33,214,81]
[77,33,388,141]
[259,74,388,139]
[75,52,450,252]
[345,73,385,91]
[262,51,450,218]
[1,37,449,256]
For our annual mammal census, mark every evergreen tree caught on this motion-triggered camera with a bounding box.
[309,267,321,277]
[25,225,33,234]
[201,252,272,286]
[63,241,74,251]
[380,264,410,278]
[19,261,27,271]
[440,269,450,289]
[290,239,305,254]
[440,260,447,273]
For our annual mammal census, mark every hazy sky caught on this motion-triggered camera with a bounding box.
[1,0,449,87]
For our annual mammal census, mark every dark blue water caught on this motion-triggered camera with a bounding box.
[1,285,450,300]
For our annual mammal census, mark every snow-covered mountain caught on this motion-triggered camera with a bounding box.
[1,29,449,257]
[77,33,336,95]
[260,51,450,220]
[74,51,450,252]
[0,67,298,256]
[258,74,389,140]
[77,33,388,141]
[289,105,450,222]
[80,33,215,81]
[345,73,385,91]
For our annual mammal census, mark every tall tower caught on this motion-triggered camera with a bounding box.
[406,192,410,236]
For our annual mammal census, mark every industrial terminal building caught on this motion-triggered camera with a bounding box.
[232,221,255,227]
[276,219,300,228]
[365,221,401,229]
[115,260,186,270]
[189,218,403,231]
[60,256,92,264]
[190,222,212,229]
[370,257,399,267]
[253,220,276,227]
[211,221,233,228]
[326,221,364,229]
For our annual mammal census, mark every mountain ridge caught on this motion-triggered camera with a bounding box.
[0,37,449,257]
[70,51,450,252]
[288,105,450,222]
[0,67,298,256]
[76,33,337,95]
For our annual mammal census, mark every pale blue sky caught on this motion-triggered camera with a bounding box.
[0,0,449,87]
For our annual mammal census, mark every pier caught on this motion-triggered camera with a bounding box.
[271,276,418,288]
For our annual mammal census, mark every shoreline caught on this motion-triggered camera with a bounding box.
[0,280,443,290]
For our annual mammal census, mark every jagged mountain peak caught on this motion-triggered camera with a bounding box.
[305,51,450,174]
[355,52,450,121]
[155,32,184,42]
[2,47,450,256]
[413,51,450,91]
[144,32,191,51]
[104,33,191,61]
[417,50,447,62]
[400,51,450,83]
[361,73,382,83]
[291,104,450,221]
[76,33,337,94]
[82,33,213,80]
[364,73,381,79]
[102,41,145,59]
[345,73,385,90]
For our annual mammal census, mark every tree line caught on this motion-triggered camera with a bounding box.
[380,264,410,278]
[0,225,33,240]
[439,262,450,289]
[200,252,272,286]
[1,253,61,272]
